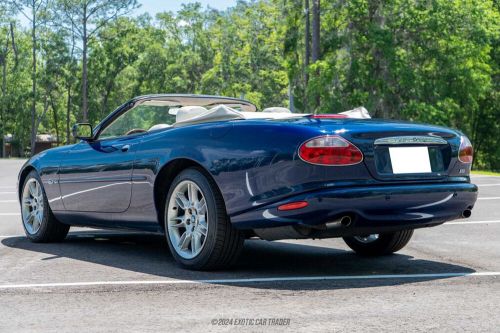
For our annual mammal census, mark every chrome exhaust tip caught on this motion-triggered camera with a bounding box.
[462,209,472,218]
[340,216,352,227]
[325,216,353,229]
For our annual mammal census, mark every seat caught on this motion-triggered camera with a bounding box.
[148,124,171,131]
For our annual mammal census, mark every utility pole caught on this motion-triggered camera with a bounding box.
[304,0,310,112]
[311,0,320,113]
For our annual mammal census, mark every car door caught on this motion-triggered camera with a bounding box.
[58,102,175,213]
[58,135,141,213]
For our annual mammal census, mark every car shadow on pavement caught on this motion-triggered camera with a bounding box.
[1,231,475,291]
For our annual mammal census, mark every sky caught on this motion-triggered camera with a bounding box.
[137,0,237,16]
[16,0,237,27]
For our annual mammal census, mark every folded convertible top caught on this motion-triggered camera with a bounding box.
[174,105,371,127]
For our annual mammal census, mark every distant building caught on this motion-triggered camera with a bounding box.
[2,134,58,158]
[2,134,14,158]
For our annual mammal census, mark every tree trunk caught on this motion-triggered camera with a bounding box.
[81,5,88,122]
[102,85,111,120]
[304,0,310,112]
[311,0,320,112]
[288,84,294,112]
[9,22,18,69]
[67,25,76,144]
[50,93,59,145]
[1,41,6,158]
[311,0,320,62]
[30,1,37,156]
[66,85,72,144]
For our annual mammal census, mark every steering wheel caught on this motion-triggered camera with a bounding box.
[125,128,147,136]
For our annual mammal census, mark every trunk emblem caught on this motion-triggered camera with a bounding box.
[374,136,447,145]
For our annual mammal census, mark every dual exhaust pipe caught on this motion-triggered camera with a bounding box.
[324,209,471,230]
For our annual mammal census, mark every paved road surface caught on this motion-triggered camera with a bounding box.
[0,159,498,332]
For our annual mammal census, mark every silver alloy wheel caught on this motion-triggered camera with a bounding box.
[166,180,209,259]
[353,234,380,243]
[21,178,45,235]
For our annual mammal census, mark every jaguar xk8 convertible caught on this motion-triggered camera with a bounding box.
[18,94,478,269]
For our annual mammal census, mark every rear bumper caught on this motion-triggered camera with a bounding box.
[230,182,478,234]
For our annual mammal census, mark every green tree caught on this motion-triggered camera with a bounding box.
[53,0,139,122]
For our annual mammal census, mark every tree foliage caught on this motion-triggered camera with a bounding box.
[0,0,499,170]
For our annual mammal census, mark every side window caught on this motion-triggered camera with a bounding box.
[99,105,176,140]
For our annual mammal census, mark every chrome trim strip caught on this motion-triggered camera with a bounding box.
[374,136,447,145]
[57,175,146,184]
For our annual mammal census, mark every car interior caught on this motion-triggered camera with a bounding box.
[98,96,371,140]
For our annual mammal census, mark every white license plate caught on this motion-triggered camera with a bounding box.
[389,147,432,174]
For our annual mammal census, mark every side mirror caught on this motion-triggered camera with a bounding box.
[72,123,93,141]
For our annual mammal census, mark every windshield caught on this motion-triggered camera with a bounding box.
[99,104,176,140]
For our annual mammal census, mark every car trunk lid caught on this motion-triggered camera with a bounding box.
[298,118,459,181]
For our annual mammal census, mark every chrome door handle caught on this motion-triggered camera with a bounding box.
[121,145,130,152]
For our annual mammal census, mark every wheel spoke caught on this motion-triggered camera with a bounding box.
[178,232,191,250]
[28,182,37,198]
[24,210,35,225]
[170,217,186,229]
[192,232,201,254]
[37,211,43,223]
[197,219,208,236]
[175,192,189,210]
[196,197,207,214]
[32,216,40,231]
[35,182,41,197]
[187,183,197,203]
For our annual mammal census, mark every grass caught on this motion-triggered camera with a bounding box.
[471,170,500,176]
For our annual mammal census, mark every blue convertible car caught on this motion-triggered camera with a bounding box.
[18,94,478,269]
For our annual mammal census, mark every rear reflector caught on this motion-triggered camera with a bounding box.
[298,135,363,166]
[458,136,473,164]
[277,201,309,211]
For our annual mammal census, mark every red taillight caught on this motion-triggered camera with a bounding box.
[298,135,363,166]
[277,201,309,211]
[458,136,473,164]
[310,114,348,119]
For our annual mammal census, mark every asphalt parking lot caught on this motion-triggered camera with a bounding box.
[0,159,499,332]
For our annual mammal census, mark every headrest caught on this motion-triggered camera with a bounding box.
[262,107,292,113]
[339,106,371,119]
[175,106,209,123]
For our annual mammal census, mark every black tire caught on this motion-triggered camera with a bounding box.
[164,168,244,270]
[343,229,414,256]
[21,171,70,242]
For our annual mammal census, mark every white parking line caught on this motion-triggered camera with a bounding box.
[0,200,17,203]
[445,220,500,225]
[471,174,500,178]
[476,183,500,187]
[0,192,16,195]
[477,197,500,200]
[0,213,20,216]
[0,271,498,290]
